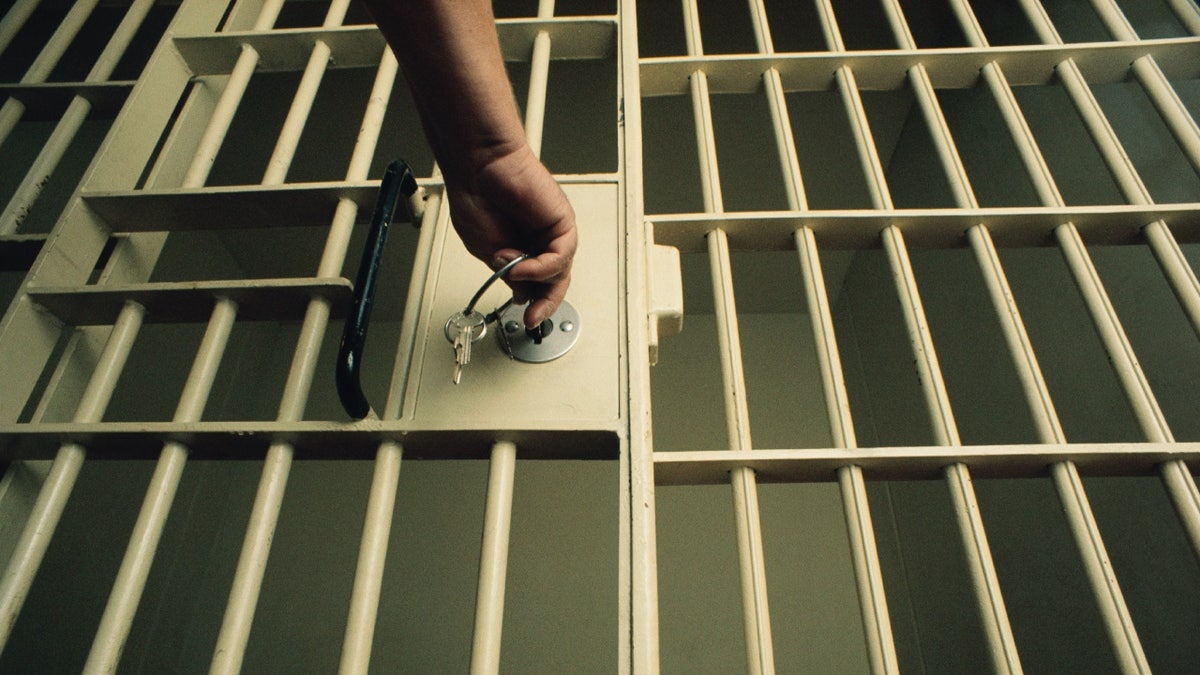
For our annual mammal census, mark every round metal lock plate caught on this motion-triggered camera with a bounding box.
[497,300,580,363]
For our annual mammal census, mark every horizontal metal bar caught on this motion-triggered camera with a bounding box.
[82,175,614,232]
[649,204,1200,251]
[173,26,386,76]
[27,277,353,325]
[173,19,616,76]
[640,38,1200,95]
[0,423,620,461]
[653,444,1200,484]
[0,82,132,119]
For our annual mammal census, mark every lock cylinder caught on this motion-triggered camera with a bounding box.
[497,300,580,363]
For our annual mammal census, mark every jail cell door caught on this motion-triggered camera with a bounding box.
[0,0,626,672]
[637,0,1200,672]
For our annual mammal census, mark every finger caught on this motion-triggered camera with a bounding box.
[524,274,569,328]
[507,252,571,284]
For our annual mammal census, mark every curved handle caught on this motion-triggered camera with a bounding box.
[337,159,419,419]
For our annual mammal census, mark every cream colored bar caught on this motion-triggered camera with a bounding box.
[790,5,899,672]
[1166,0,1200,35]
[0,0,158,236]
[85,3,355,671]
[210,48,398,675]
[339,192,441,675]
[1087,0,1200,176]
[0,301,144,650]
[470,441,519,675]
[941,1,1153,670]
[795,227,899,674]
[682,3,774,672]
[467,7,554,669]
[621,0,663,670]
[1016,0,1200,563]
[338,444,401,675]
[181,0,285,188]
[744,0,805,211]
[682,0,722,213]
[263,0,354,184]
[709,228,775,675]
[523,0,556,158]
[0,0,40,58]
[880,226,1026,675]
[0,0,100,147]
[1057,225,1172,442]
[821,1,1021,669]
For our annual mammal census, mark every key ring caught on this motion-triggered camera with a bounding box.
[463,253,529,316]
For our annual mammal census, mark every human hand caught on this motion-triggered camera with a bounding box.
[445,143,577,328]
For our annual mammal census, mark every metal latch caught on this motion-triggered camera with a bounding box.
[646,223,683,365]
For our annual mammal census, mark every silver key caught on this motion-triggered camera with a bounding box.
[445,311,487,384]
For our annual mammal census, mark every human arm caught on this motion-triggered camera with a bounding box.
[361,0,576,328]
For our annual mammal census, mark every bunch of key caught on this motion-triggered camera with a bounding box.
[445,310,488,384]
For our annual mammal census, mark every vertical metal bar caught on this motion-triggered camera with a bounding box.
[0,0,159,235]
[1056,225,1173,443]
[0,0,100,150]
[678,3,773,670]
[682,0,723,213]
[470,441,518,675]
[0,0,41,60]
[1143,223,1200,341]
[262,0,353,184]
[795,227,900,674]
[181,0,285,189]
[339,191,441,675]
[880,229,960,445]
[338,441,402,675]
[1129,58,1200,175]
[523,0,554,159]
[620,0,662,671]
[0,301,145,650]
[744,0,806,211]
[210,47,399,675]
[790,8,902,670]
[709,229,775,675]
[182,48,261,188]
[1166,0,1200,34]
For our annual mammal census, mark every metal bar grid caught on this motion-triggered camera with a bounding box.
[0,1,612,671]
[0,0,1198,672]
[641,0,1200,672]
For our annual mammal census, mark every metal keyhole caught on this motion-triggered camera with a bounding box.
[527,318,553,344]
[498,301,580,363]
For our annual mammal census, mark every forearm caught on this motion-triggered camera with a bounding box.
[361,0,527,186]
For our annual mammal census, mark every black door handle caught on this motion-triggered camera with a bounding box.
[337,159,420,419]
